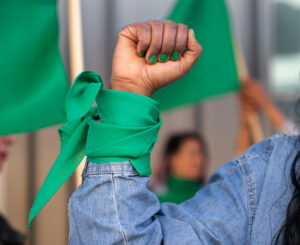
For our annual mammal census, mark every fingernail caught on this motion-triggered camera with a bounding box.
[184,47,188,51]
[149,54,157,64]
[140,51,146,57]
[159,53,168,62]
[171,51,179,61]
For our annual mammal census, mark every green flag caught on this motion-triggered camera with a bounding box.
[153,0,239,110]
[0,0,69,135]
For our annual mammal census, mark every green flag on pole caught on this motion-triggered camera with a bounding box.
[0,0,69,135]
[153,0,239,110]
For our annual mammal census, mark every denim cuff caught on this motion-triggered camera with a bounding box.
[83,161,139,178]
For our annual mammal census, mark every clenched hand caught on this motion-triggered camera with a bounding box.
[111,20,202,97]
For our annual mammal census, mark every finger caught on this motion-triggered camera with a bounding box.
[171,24,189,61]
[145,20,164,64]
[180,29,202,72]
[117,22,151,56]
[2,135,16,145]
[159,20,177,63]
[135,23,151,57]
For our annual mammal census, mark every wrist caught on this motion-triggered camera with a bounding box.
[110,80,153,97]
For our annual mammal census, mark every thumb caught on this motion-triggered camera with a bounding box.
[181,29,202,69]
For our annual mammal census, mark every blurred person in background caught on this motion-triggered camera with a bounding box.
[150,132,208,204]
[0,136,25,245]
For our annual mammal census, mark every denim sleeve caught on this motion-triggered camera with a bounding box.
[68,158,249,245]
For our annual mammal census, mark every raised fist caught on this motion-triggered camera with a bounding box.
[111,20,202,97]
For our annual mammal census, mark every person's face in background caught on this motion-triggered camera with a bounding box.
[0,136,16,172]
[169,138,207,181]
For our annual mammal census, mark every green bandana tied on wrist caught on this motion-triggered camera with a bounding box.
[28,71,162,229]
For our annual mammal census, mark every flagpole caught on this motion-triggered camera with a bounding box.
[236,45,264,143]
[68,0,85,186]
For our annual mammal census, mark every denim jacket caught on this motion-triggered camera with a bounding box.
[68,134,299,245]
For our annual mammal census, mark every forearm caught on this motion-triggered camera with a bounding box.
[236,121,251,155]
[68,161,163,245]
[66,75,164,244]
[262,101,286,130]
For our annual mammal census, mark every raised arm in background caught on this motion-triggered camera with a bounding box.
[236,78,299,155]
[240,78,289,132]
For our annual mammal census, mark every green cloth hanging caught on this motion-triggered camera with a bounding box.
[0,0,68,135]
[153,0,239,110]
[28,71,162,229]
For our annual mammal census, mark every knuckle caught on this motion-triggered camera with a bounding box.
[121,22,139,30]
[147,20,162,27]
[178,23,189,31]
[120,24,130,33]
[163,20,177,27]
[138,22,151,31]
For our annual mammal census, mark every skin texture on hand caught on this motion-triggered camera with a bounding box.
[110,20,202,97]
[240,78,272,111]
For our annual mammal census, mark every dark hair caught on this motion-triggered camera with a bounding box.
[274,151,300,245]
[164,132,207,159]
[153,132,207,185]
[273,100,300,244]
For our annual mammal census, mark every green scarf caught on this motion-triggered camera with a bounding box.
[28,71,162,228]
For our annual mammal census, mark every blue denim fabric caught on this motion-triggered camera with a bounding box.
[68,134,300,245]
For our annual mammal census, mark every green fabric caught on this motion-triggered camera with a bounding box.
[0,0,68,135]
[153,0,239,110]
[28,71,162,228]
[157,175,201,204]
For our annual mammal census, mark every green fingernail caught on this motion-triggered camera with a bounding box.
[171,51,179,61]
[140,51,146,57]
[159,53,168,62]
[149,54,156,64]
[184,47,188,51]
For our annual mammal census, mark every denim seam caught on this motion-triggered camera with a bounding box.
[239,143,272,161]
[240,152,269,161]
[85,171,139,177]
[81,161,89,182]
[68,198,84,245]
[111,174,128,245]
[271,133,300,143]
[238,158,256,244]
[238,135,294,162]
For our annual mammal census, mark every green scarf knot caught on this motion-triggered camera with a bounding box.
[28,71,161,229]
